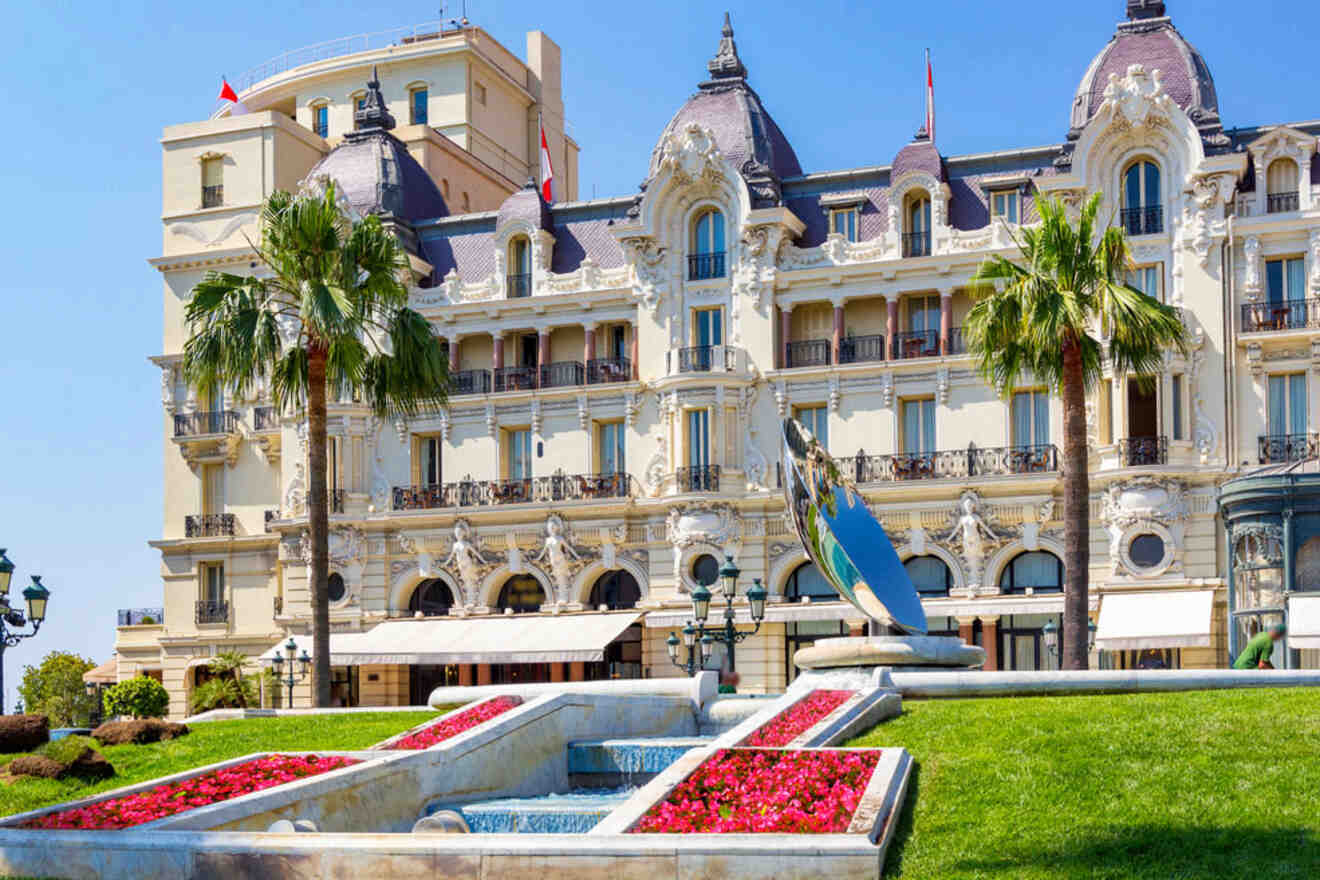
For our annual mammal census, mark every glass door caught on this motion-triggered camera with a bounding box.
[687,410,709,468]
[599,422,625,475]
[694,309,723,347]
[507,429,532,480]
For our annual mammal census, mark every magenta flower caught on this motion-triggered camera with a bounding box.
[389,696,521,751]
[741,690,854,748]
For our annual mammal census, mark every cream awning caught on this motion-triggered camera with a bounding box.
[1095,590,1215,651]
[260,612,642,666]
[1287,596,1320,650]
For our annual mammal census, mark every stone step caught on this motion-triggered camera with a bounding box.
[566,737,710,781]
[435,788,638,834]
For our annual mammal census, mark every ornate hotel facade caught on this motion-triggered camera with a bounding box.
[121,3,1320,715]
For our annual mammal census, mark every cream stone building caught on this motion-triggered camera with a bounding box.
[122,4,1320,716]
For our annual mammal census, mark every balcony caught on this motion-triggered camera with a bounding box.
[391,471,635,510]
[195,599,229,626]
[1267,192,1300,214]
[893,330,939,360]
[540,361,585,389]
[253,406,279,431]
[1259,433,1319,464]
[839,334,886,365]
[452,369,492,395]
[668,345,741,374]
[1241,299,1319,332]
[174,410,238,437]
[851,443,1058,482]
[786,339,831,368]
[185,513,235,538]
[687,252,726,281]
[118,608,163,626]
[202,185,223,209]
[902,231,931,258]
[1120,205,1163,237]
[675,464,720,493]
[587,357,632,385]
[1119,436,1168,467]
[494,365,538,393]
[506,273,531,299]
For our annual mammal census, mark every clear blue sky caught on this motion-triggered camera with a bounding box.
[1,0,1315,709]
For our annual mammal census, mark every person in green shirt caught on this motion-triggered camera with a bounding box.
[1233,623,1286,669]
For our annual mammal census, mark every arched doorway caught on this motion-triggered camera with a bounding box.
[783,561,847,683]
[408,578,455,617]
[588,570,641,610]
[496,574,546,614]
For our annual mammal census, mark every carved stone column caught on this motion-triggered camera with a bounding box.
[492,334,504,371]
[886,297,899,360]
[979,616,1000,670]
[940,289,953,356]
[780,305,793,368]
[832,302,845,365]
[583,322,597,366]
[537,328,550,388]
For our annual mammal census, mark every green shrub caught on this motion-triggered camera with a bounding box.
[17,651,97,727]
[102,676,169,719]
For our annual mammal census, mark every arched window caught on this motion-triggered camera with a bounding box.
[588,570,641,610]
[998,551,1064,594]
[496,574,545,613]
[905,556,951,596]
[903,194,931,257]
[407,578,455,617]
[689,209,726,280]
[785,562,839,603]
[507,237,531,298]
[1122,160,1162,235]
[1266,159,1300,213]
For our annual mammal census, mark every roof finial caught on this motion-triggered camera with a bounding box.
[706,11,746,82]
[722,11,733,37]
[352,66,396,134]
[1126,0,1166,20]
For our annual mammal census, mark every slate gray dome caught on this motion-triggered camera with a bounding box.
[1070,2,1220,134]
[647,14,801,204]
[304,68,449,223]
[496,179,551,231]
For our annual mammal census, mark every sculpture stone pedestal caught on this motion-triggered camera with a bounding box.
[790,635,985,694]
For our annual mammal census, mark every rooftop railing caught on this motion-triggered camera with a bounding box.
[118,608,163,627]
[391,471,635,510]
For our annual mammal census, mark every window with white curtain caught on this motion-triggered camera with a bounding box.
[1126,265,1162,302]
[902,398,936,454]
[1011,390,1049,448]
[794,405,829,450]
[598,421,625,475]
[1268,373,1307,438]
[1266,257,1306,305]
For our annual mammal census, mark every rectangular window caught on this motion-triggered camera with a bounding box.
[312,105,328,138]
[598,421,625,475]
[1127,265,1162,302]
[1011,390,1049,447]
[410,88,428,125]
[907,295,940,333]
[829,207,858,242]
[1268,373,1307,437]
[474,82,487,105]
[328,436,341,493]
[794,405,829,450]
[687,409,710,467]
[1266,257,1307,305]
[201,158,223,208]
[1171,375,1184,441]
[417,436,441,486]
[693,308,723,347]
[991,190,1019,223]
[902,398,936,454]
[506,428,532,479]
[202,464,223,516]
[202,563,224,603]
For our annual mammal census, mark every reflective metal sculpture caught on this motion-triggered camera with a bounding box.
[781,418,927,635]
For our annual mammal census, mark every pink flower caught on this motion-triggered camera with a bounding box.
[389,696,522,751]
[741,690,854,748]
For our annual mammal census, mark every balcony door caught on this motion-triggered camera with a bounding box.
[599,421,625,475]
[202,563,224,605]
[201,464,223,516]
[687,409,710,469]
[1127,380,1158,439]
[902,398,936,455]
[419,436,441,487]
[506,429,532,480]
[1268,374,1307,439]
[1011,391,1049,448]
[693,308,723,348]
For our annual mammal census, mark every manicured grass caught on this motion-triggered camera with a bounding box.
[847,687,1320,879]
[0,710,443,820]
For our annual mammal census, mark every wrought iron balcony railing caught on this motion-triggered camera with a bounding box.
[839,334,886,365]
[253,406,278,431]
[1267,192,1299,214]
[687,252,726,280]
[185,513,235,538]
[1120,205,1163,236]
[786,339,831,368]
[391,471,636,510]
[1119,436,1168,467]
[174,410,238,437]
[451,369,492,395]
[586,357,632,384]
[118,608,163,626]
[506,273,531,299]
[195,599,229,625]
[675,464,720,493]
[893,329,939,360]
[902,231,931,258]
[851,443,1059,483]
[540,361,585,389]
[1259,433,1319,464]
[493,365,538,392]
[1241,299,1319,332]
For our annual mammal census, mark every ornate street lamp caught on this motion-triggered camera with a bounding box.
[668,555,768,677]
[0,552,52,715]
[1043,618,1098,666]
[270,637,311,708]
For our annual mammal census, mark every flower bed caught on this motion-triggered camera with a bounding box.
[390,696,522,751]
[741,689,854,747]
[21,754,359,830]
[632,748,880,834]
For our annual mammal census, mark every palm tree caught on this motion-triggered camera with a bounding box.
[183,181,449,705]
[207,650,251,709]
[964,193,1186,670]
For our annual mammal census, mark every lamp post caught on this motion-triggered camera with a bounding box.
[666,555,768,677]
[1042,618,1096,668]
[0,550,52,716]
[270,637,311,708]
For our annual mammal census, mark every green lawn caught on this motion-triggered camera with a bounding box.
[848,687,1320,879]
[0,710,440,820]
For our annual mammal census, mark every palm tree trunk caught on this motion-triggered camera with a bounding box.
[307,343,333,707]
[232,669,248,709]
[1060,333,1091,670]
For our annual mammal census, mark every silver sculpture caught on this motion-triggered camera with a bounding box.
[781,418,927,635]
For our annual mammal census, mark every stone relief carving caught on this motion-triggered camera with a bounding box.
[654,122,726,188]
[644,434,668,498]
[940,491,1001,590]
[1100,478,1189,578]
[1186,327,1219,463]
[367,416,390,511]
[1182,172,1234,269]
[619,236,667,316]
[298,525,366,605]
[741,385,768,492]
[1098,64,1171,130]
[667,503,742,592]
[732,224,780,314]
[1242,236,1262,299]
[441,519,494,608]
[282,462,306,518]
[534,514,584,605]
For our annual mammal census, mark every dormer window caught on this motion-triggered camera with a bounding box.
[410,87,428,126]
[689,209,726,280]
[508,236,531,298]
[903,195,931,257]
[829,207,858,242]
[201,157,223,209]
[991,190,1019,224]
[1121,160,1162,236]
[1266,159,1300,214]
[312,104,328,139]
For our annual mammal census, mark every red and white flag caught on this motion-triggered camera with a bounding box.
[925,49,935,143]
[539,113,555,203]
[217,77,248,115]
